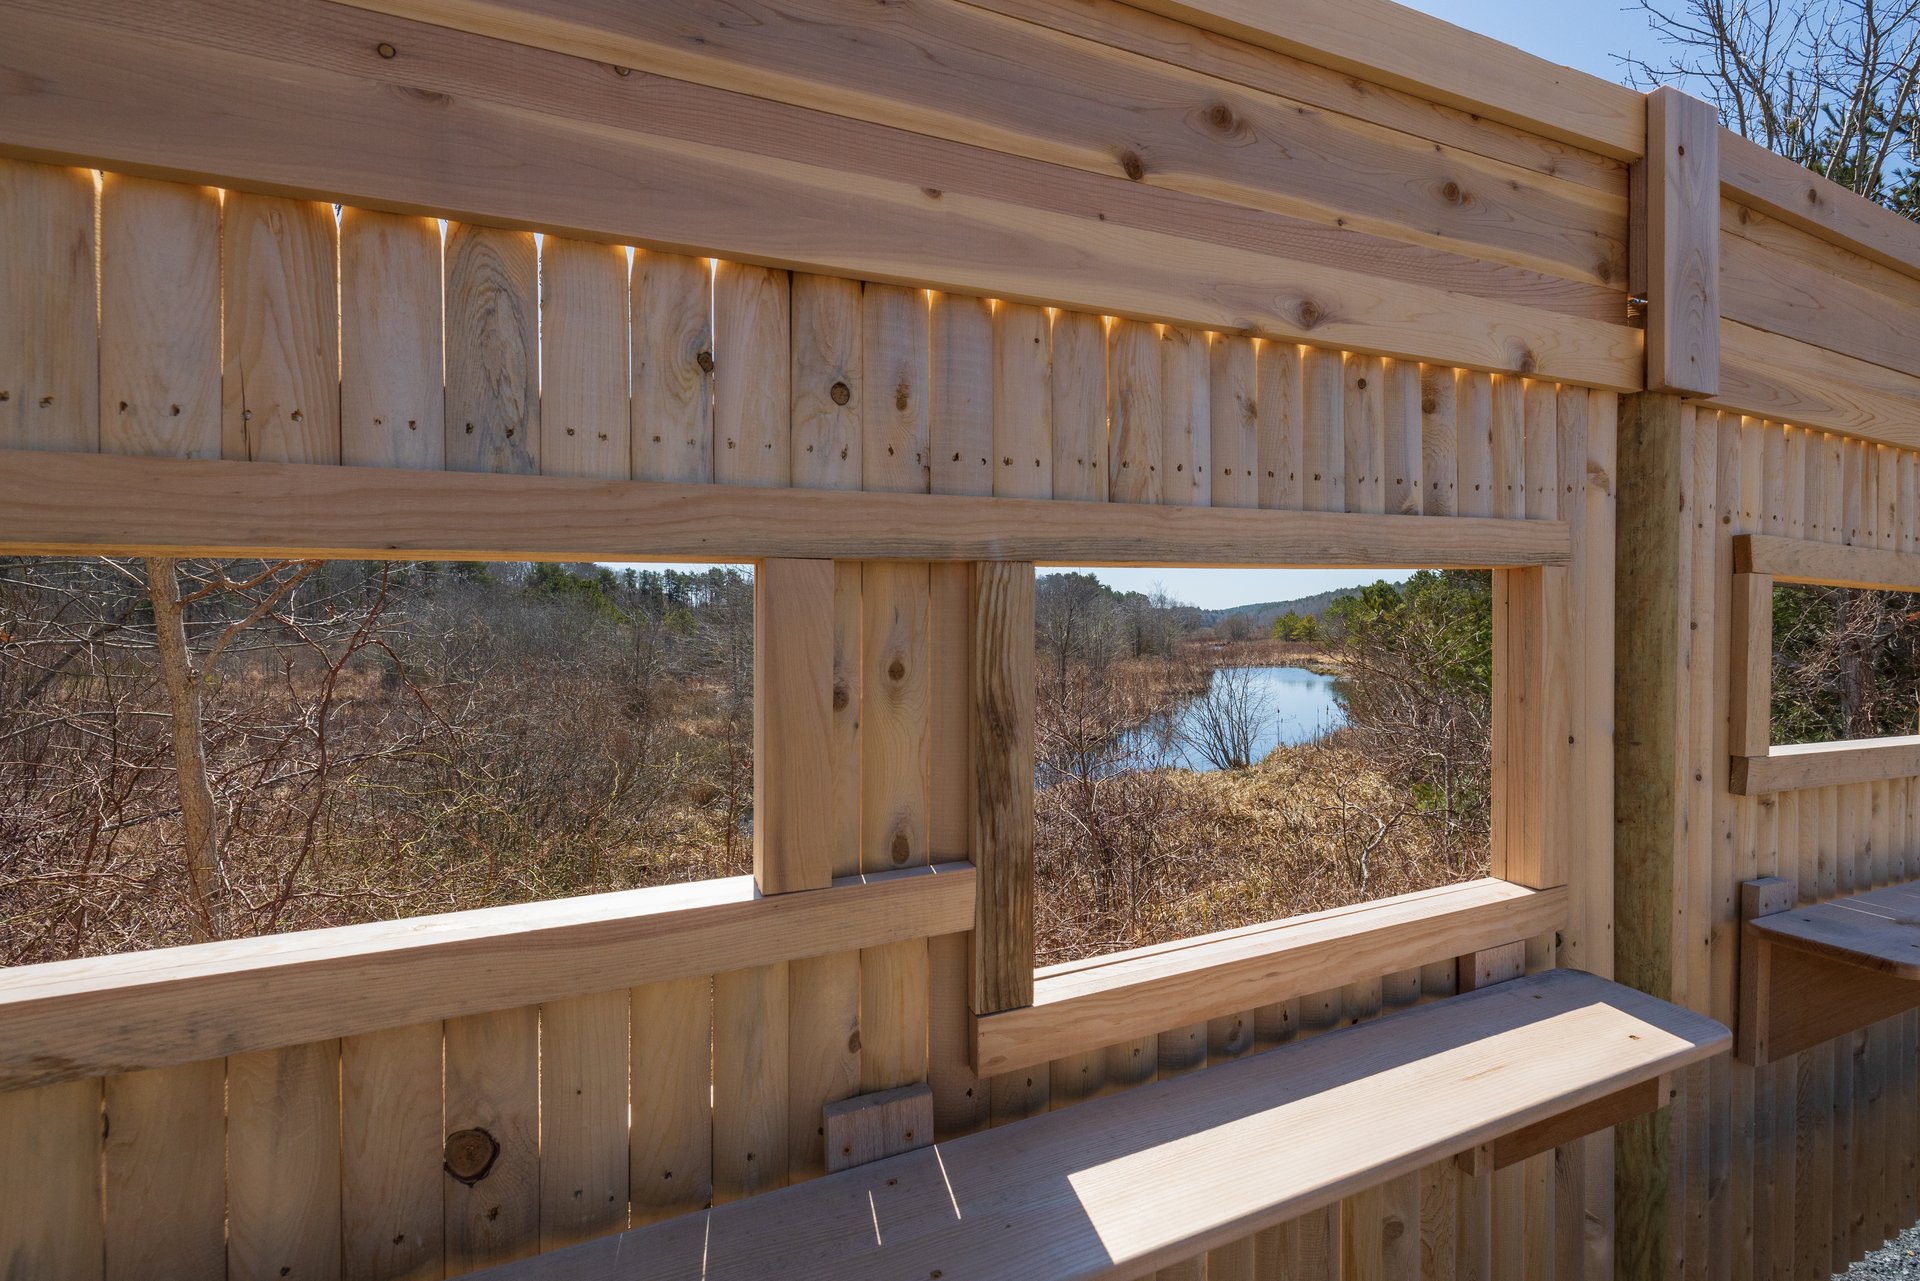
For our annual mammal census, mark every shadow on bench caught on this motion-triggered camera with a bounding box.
[484,968,1726,1280]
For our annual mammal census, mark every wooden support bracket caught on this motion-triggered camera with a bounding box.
[1737,875,1920,1064]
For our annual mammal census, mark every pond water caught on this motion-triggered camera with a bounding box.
[1123,665,1346,772]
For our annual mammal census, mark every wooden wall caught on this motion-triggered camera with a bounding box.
[0,140,1621,1278]
[1621,405,1920,1280]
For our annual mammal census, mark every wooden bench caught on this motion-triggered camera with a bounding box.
[484,969,1726,1280]
[1739,875,1920,1064]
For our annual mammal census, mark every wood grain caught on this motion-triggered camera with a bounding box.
[340,207,444,469]
[754,559,838,893]
[631,251,713,483]
[971,562,1037,1015]
[228,1040,344,1280]
[220,191,340,463]
[1644,88,1720,396]
[444,223,538,474]
[104,1061,224,1281]
[98,174,219,459]
[0,159,96,452]
[538,237,630,479]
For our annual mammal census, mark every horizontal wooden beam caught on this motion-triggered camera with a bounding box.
[972,879,1567,1074]
[0,862,974,1091]
[1720,131,1920,285]
[0,449,1574,568]
[1712,320,1920,452]
[1731,736,1920,796]
[1736,532,1920,592]
[1113,0,1645,160]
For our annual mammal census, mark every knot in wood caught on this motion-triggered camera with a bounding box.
[695,350,715,374]
[1117,150,1146,181]
[1205,102,1235,131]
[376,41,397,58]
[830,380,851,406]
[444,1128,500,1185]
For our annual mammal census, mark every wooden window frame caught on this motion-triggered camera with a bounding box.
[1729,533,1920,794]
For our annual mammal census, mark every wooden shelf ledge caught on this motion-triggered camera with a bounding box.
[1738,876,1920,1064]
[480,969,1724,1281]
[974,878,1567,1075]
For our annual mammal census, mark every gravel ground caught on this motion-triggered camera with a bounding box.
[1843,1225,1920,1278]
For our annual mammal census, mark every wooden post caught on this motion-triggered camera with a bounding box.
[1644,87,1721,397]
[971,561,1037,1015]
[1613,390,1690,1278]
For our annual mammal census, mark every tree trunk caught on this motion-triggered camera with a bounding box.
[146,557,225,940]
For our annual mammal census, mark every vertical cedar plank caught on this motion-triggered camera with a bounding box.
[340,208,444,470]
[538,237,629,479]
[928,931,989,1137]
[754,559,837,893]
[629,976,713,1225]
[103,1062,224,1281]
[0,1078,103,1281]
[787,300,865,1179]
[631,250,713,483]
[1492,374,1526,520]
[1522,380,1559,520]
[1300,346,1344,513]
[712,964,790,1202]
[926,562,984,1134]
[0,160,96,452]
[1160,326,1209,507]
[1645,87,1721,396]
[220,192,339,463]
[1257,339,1304,511]
[930,293,993,496]
[99,174,219,458]
[1342,353,1385,514]
[540,991,630,1250]
[993,301,1052,499]
[1209,334,1258,509]
[860,283,930,493]
[971,562,1037,1015]
[862,562,931,871]
[1049,1049,1107,1112]
[341,1021,446,1281]
[712,261,791,487]
[1048,310,1106,501]
[1384,358,1423,515]
[1108,318,1163,503]
[860,928,931,1093]
[1456,371,1495,518]
[1203,1013,1257,1281]
[1420,365,1459,517]
[228,1041,342,1281]
[788,945,862,1182]
[444,224,538,475]
[790,273,861,490]
[860,562,933,1099]
[443,1007,539,1273]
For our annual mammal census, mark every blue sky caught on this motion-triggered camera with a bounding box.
[614,2,1670,612]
